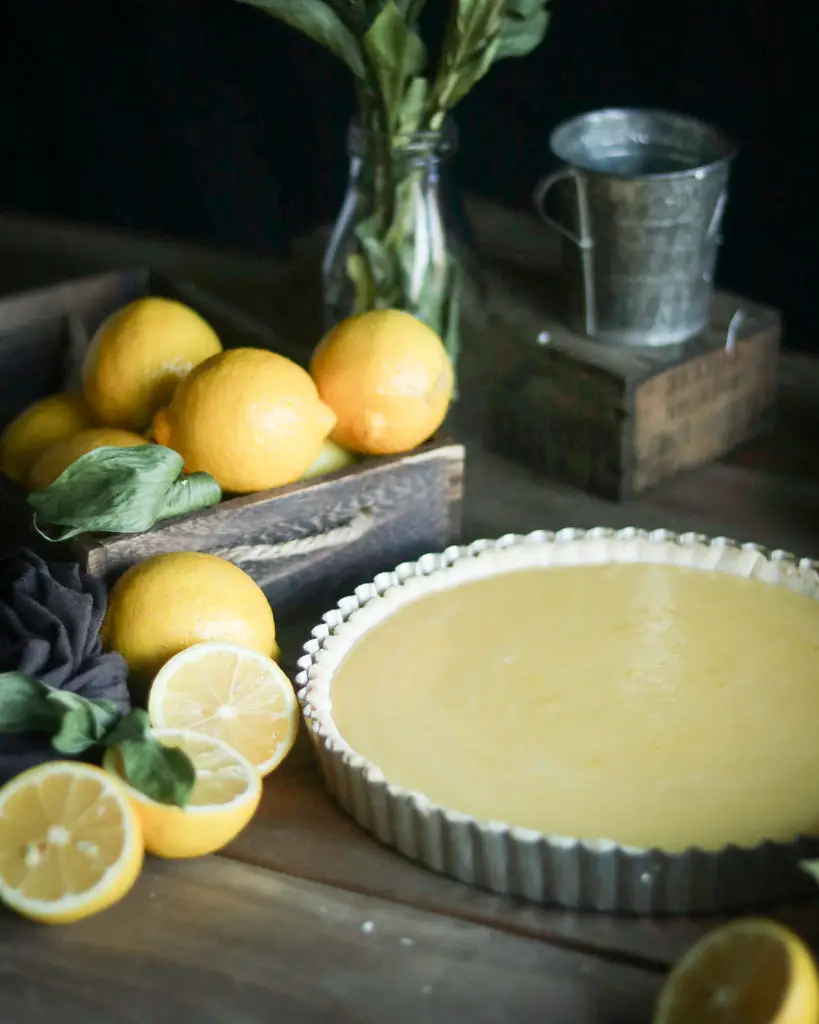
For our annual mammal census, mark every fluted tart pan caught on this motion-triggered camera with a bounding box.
[295,527,819,914]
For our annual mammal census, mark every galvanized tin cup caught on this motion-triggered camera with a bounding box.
[533,108,736,347]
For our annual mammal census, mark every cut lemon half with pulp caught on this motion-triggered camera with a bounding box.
[653,918,819,1024]
[104,728,262,858]
[0,761,143,925]
[147,642,299,776]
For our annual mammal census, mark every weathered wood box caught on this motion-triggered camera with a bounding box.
[0,271,464,613]
[488,287,781,501]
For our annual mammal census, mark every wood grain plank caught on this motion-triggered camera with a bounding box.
[0,854,662,1024]
[70,441,465,614]
[725,354,819,485]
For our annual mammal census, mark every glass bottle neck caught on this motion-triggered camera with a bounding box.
[346,118,458,170]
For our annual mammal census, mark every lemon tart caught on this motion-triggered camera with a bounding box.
[297,528,819,913]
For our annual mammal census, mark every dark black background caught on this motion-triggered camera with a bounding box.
[0,0,816,349]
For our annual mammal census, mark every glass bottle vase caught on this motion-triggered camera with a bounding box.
[321,119,464,373]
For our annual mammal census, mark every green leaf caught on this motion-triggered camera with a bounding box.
[0,672,121,755]
[397,0,427,25]
[427,0,505,123]
[28,445,222,541]
[233,0,366,77]
[48,691,122,755]
[158,471,223,521]
[801,860,819,886]
[353,214,404,309]
[496,0,550,61]
[105,710,196,809]
[0,673,61,735]
[0,676,194,806]
[426,0,549,125]
[396,76,429,137]
[363,1,427,132]
[346,252,375,314]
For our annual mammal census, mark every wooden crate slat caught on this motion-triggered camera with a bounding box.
[74,441,464,610]
[487,275,782,500]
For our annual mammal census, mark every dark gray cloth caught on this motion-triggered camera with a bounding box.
[0,549,131,782]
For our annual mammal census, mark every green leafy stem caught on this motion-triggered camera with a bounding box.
[233,0,550,370]
[0,673,195,807]
[28,445,222,542]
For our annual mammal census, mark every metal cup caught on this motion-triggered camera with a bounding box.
[533,108,736,347]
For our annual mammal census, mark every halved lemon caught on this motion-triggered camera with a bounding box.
[0,761,144,925]
[653,918,819,1024]
[104,728,262,858]
[147,642,299,776]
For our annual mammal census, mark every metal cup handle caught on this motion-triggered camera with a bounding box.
[533,170,588,247]
[532,169,598,337]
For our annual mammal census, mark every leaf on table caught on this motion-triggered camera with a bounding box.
[233,0,366,77]
[105,710,196,809]
[28,445,221,541]
[0,673,60,736]
[496,0,550,61]
[48,690,122,755]
[0,672,122,755]
[158,471,223,522]
[363,1,427,132]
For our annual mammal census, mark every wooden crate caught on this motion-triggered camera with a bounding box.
[488,289,781,501]
[0,271,464,613]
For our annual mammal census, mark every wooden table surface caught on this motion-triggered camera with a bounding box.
[1,198,818,1022]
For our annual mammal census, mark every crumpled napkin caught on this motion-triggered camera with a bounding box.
[0,548,130,782]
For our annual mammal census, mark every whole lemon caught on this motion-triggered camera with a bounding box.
[153,348,337,493]
[310,310,453,455]
[0,393,98,485]
[83,297,223,430]
[102,551,277,695]
[27,427,148,491]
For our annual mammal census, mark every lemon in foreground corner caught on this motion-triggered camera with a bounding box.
[83,297,223,431]
[102,551,277,695]
[153,347,337,493]
[653,918,819,1024]
[104,729,262,858]
[148,642,299,776]
[0,392,98,485]
[310,309,453,456]
[27,426,148,490]
[0,761,143,924]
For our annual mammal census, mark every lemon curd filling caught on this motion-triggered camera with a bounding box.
[331,562,819,853]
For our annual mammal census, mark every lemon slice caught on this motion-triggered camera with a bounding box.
[0,761,143,924]
[104,728,262,859]
[653,918,819,1024]
[147,642,299,776]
